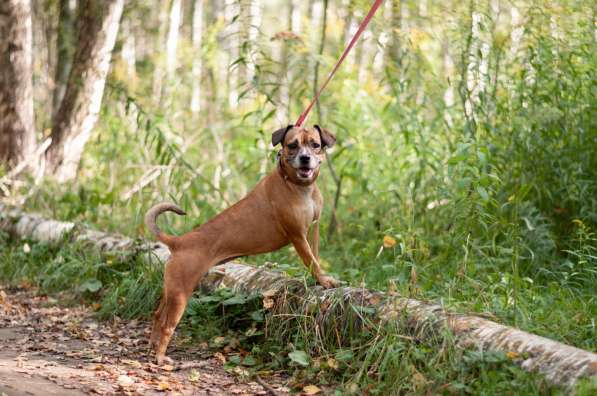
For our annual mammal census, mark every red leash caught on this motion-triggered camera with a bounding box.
[295,0,384,127]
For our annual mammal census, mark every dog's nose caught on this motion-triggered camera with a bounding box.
[299,155,310,164]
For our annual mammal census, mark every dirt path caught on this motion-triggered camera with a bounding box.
[0,286,289,395]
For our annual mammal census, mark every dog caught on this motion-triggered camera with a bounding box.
[145,125,339,365]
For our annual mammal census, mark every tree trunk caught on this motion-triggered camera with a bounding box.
[52,0,76,119]
[0,0,36,169]
[224,0,239,108]
[45,0,124,182]
[166,0,182,80]
[120,18,136,79]
[246,0,261,84]
[190,0,204,114]
[1,203,595,389]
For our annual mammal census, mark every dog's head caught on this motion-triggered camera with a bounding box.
[272,125,336,185]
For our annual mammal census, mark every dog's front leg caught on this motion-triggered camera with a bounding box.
[290,236,337,289]
[310,220,320,259]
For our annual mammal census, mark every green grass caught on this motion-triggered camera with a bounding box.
[2,232,595,394]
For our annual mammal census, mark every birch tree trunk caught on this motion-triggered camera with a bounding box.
[276,0,293,122]
[151,1,169,104]
[1,203,595,389]
[121,18,136,79]
[224,0,239,108]
[166,0,182,80]
[52,0,76,118]
[190,0,204,114]
[246,0,261,84]
[45,0,124,182]
[0,0,36,169]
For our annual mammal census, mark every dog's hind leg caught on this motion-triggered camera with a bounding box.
[154,290,188,365]
[153,253,210,365]
[150,297,166,351]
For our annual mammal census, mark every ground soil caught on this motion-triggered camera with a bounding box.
[0,285,290,395]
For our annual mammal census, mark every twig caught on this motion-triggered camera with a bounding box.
[174,361,210,371]
[254,374,282,396]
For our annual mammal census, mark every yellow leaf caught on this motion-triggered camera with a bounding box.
[383,235,396,248]
[327,358,339,370]
[214,352,226,364]
[302,384,321,395]
[157,381,170,391]
[263,297,274,309]
[506,351,520,360]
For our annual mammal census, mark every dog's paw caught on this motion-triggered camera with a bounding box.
[156,355,175,366]
[317,275,340,289]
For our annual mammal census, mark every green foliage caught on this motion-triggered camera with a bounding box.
[6,0,597,392]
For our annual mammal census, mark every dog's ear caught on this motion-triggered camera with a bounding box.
[314,125,336,148]
[272,125,294,147]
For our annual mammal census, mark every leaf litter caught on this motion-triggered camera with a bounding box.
[0,285,290,395]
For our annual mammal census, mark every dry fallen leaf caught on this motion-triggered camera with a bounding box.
[263,297,274,309]
[188,369,199,383]
[161,364,175,371]
[506,351,520,360]
[302,384,322,395]
[121,359,142,368]
[214,352,226,364]
[327,358,339,370]
[117,374,135,387]
[157,381,170,391]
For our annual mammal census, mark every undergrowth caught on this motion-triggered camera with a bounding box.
[2,232,595,394]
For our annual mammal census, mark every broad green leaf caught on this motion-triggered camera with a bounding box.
[288,350,310,366]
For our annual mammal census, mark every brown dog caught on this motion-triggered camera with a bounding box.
[145,125,339,365]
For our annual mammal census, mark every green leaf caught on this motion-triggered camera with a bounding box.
[288,350,310,366]
[222,295,247,305]
[477,186,489,200]
[335,349,354,362]
[197,295,222,303]
[228,355,241,365]
[80,279,102,293]
[250,310,264,322]
[242,355,257,366]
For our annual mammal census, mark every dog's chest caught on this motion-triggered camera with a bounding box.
[296,194,317,224]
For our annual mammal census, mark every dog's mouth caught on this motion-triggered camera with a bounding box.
[297,167,315,179]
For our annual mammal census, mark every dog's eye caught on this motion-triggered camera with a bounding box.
[312,142,321,149]
[287,142,298,149]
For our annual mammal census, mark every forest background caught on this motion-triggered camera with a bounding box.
[0,0,595,394]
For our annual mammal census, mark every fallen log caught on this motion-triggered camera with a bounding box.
[1,203,595,388]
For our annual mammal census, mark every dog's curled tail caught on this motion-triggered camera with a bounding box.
[145,202,186,245]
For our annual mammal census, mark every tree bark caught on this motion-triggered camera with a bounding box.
[0,204,595,388]
[52,0,77,119]
[166,0,182,80]
[0,0,36,169]
[190,0,204,114]
[45,0,124,182]
[224,0,239,108]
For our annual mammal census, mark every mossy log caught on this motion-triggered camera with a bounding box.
[1,203,595,388]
